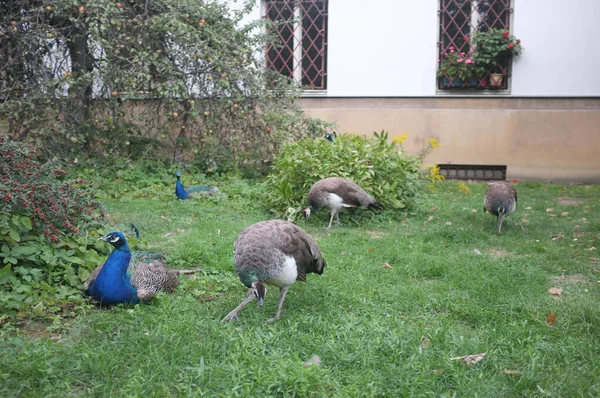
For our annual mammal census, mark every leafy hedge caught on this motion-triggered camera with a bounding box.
[265,131,428,220]
[0,135,108,318]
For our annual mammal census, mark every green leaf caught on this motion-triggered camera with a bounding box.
[9,230,20,242]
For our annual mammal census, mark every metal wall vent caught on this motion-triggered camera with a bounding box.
[438,164,507,181]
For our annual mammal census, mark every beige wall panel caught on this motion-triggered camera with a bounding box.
[298,98,600,183]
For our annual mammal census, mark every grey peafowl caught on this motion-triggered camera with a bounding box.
[221,220,326,323]
[303,177,384,228]
[484,181,517,233]
[84,232,202,305]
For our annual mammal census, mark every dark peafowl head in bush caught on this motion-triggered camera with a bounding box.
[324,132,337,142]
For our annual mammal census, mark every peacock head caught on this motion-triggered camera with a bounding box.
[302,207,311,220]
[99,232,128,249]
[251,280,266,307]
[176,170,181,178]
[324,131,337,142]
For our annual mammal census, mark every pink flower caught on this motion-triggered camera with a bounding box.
[457,58,463,63]
[437,59,441,63]
[450,49,454,53]
[460,52,465,55]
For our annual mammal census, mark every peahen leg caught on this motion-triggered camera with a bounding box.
[336,211,340,225]
[327,210,336,229]
[497,214,505,234]
[267,286,290,323]
[221,288,254,323]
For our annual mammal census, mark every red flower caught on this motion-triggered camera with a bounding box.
[503,31,509,39]
[464,35,469,40]
[508,43,514,50]
[516,39,521,44]
[513,179,518,184]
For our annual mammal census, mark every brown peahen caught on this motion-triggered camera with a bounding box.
[221,220,326,323]
[484,181,518,233]
[304,177,383,228]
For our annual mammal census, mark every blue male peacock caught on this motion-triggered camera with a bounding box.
[324,132,337,142]
[175,170,216,200]
[84,232,201,305]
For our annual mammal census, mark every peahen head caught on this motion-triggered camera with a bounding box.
[99,232,129,250]
[303,207,312,220]
[252,280,266,307]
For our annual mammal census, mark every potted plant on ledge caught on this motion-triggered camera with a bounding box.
[437,47,481,89]
[472,28,523,88]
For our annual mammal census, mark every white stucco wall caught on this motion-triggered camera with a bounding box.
[240,0,600,97]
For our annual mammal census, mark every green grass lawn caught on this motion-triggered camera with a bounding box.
[1,182,599,397]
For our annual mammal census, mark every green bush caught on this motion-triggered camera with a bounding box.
[0,136,109,318]
[265,131,426,220]
[0,0,332,170]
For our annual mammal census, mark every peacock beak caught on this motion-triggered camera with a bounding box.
[98,235,108,241]
[257,297,264,307]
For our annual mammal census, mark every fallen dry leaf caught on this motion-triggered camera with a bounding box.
[503,368,522,376]
[472,209,478,213]
[368,246,374,253]
[589,247,597,251]
[546,208,554,212]
[430,369,444,374]
[432,206,438,211]
[552,234,564,241]
[525,206,532,210]
[473,249,481,255]
[446,221,452,226]
[548,214,557,217]
[546,312,557,326]
[561,212,569,217]
[522,219,529,223]
[548,287,563,296]
[427,215,434,222]
[420,337,431,349]
[303,355,321,367]
[381,262,393,269]
[160,215,170,221]
[164,232,175,238]
[450,353,487,365]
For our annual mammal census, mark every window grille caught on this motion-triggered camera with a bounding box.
[264,0,328,90]
[438,164,507,180]
[438,0,512,90]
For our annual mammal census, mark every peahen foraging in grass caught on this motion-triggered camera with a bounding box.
[84,232,201,305]
[484,181,517,233]
[303,177,384,229]
[175,170,215,200]
[221,220,326,323]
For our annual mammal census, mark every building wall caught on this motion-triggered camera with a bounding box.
[299,97,600,183]
[245,0,600,97]
[240,1,600,182]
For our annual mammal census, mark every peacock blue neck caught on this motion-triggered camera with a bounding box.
[176,177,188,200]
[91,242,139,305]
[239,269,261,288]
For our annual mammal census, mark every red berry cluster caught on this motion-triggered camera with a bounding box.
[1,135,106,242]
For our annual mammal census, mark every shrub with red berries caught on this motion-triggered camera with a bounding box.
[0,135,106,242]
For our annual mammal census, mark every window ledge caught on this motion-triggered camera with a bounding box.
[301,90,328,98]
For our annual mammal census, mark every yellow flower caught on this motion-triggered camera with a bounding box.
[392,132,408,144]
[428,138,441,148]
